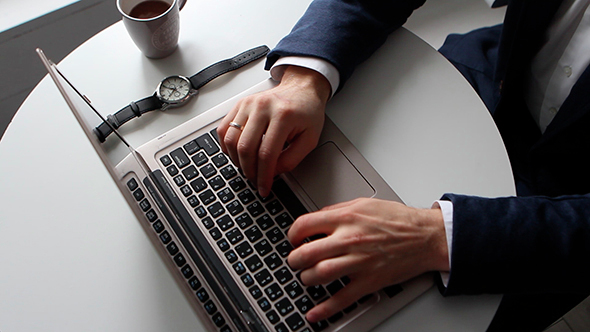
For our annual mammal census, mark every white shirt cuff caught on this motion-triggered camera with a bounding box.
[432,200,454,287]
[270,56,340,98]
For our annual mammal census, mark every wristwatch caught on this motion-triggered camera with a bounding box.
[94,45,270,142]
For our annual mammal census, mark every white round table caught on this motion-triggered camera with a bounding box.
[0,0,514,331]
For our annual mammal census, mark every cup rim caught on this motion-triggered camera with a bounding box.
[117,0,177,22]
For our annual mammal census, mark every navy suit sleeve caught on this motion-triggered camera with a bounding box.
[440,193,590,296]
[265,0,426,92]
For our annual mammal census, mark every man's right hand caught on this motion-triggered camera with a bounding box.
[217,65,332,197]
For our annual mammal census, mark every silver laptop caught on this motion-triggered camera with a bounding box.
[38,48,432,332]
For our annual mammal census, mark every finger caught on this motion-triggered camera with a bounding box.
[306,279,370,323]
[217,101,242,154]
[222,112,250,170]
[236,110,269,182]
[297,254,360,286]
[255,119,292,197]
[288,237,348,272]
[273,129,319,176]
[287,209,342,246]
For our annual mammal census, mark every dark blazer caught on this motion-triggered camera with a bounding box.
[265,0,590,297]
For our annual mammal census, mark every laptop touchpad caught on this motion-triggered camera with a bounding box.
[290,142,375,210]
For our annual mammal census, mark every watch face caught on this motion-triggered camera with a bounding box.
[157,75,192,104]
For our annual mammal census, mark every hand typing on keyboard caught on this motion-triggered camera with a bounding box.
[286,198,449,323]
[217,65,330,197]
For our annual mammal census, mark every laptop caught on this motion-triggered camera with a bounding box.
[38,48,433,332]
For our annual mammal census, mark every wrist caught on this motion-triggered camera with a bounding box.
[280,65,332,104]
[417,207,450,273]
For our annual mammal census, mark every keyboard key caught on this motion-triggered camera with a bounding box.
[196,288,209,302]
[220,165,237,179]
[183,140,200,155]
[241,273,255,287]
[245,226,263,242]
[238,189,256,205]
[309,320,329,332]
[247,201,265,217]
[235,241,254,258]
[166,241,179,255]
[225,250,238,263]
[285,312,306,331]
[277,241,294,258]
[217,238,230,252]
[194,205,207,218]
[226,200,244,216]
[140,199,151,212]
[226,228,244,245]
[250,285,262,299]
[264,283,284,302]
[272,178,308,219]
[173,253,186,267]
[328,312,343,324]
[254,269,273,287]
[233,262,246,275]
[159,231,172,244]
[200,163,217,179]
[166,165,179,176]
[133,188,145,201]
[212,312,225,327]
[256,214,275,230]
[180,185,193,197]
[383,284,403,298]
[188,276,201,290]
[159,155,172,167]
[285,280,304,299]
[216,215,234,231]
[191,151,208,166]
[198,189,216,205]
[258,297,272,312]
[236,213,253,229]
[358,294,374,304]
[275,212,294,228]
[207,202,225,218]
[181,265,194,278]
[152,220,165,233]
[343,302,358,314]
[307,285,327,301]
[209,227,222,240]
[196,133,219,156]
[217,188,234,203]
[201,216,215,229]
[274,267,294,285]
[245,255,263,272]
[127,178,139,191]
[275,322,289,332]
[326,280,344,296]
[295,295,313,314]
[275,298,294,316]
[182,165,199,180]
[190,177,207,193]
[208,175,226,191]
[264,253,283,271]
[170,147,191,168]
[212,153,229,168]
[145,209,157,222]
[172,176,184,189]
[204,300,217,315]
[266,310,280,324]
[229,177,247,192]
[254,239,273,257]
[266,200,284,215]
[267,227,285,244]
[188,195,200,208]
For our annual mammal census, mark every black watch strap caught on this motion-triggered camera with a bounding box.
[189,45,270,90]
[94,95,162,142]
[94,45,270,143]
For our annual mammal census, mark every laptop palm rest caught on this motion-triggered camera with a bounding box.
[290,141,376,210]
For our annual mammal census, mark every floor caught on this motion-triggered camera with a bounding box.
[0,0,588,330]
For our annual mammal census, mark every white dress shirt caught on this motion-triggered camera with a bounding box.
[269,0,590,283]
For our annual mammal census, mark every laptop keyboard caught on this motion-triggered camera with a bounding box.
[126,128,403,332]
